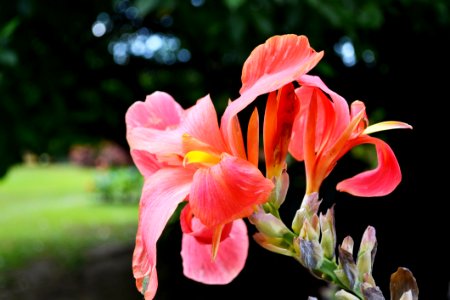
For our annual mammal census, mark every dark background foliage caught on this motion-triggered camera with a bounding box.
[1,0,448,299]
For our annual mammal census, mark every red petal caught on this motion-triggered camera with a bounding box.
[336,135,402,197]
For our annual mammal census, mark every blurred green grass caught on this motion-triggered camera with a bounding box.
[0,163,139,272]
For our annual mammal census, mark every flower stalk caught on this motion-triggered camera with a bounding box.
[126,33,417,300]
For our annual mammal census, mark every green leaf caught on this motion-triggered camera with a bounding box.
[223,0,246,10]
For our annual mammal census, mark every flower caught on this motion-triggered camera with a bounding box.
[221,34,324,160]
[220,34,323,210]
[126,92,273,299]
[288,75,412,197]
[126,33,418,300]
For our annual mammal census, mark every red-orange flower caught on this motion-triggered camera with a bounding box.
[289,75,412,196]
[221,34,324,167]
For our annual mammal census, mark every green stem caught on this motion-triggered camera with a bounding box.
[313,258,364,299]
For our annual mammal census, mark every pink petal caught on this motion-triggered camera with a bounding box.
[125,91,184,131]
[189,154,274,228]
[181,95,227,153]
[127,127,184,159]
[336,135,402,197]
[181,219,249,284]
[130,149,163,177]
[134,167,193,299]
[132,228,158,300]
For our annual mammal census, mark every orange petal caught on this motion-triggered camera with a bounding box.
[247,108,260,167]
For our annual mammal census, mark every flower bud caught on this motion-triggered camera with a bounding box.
[336,236,357,289]
[292,192,321,234]
[357,226,377,281]
[399,290,413,300]
[294,236,323,270]
[361,282,384,299]
[253,233,294,256]
[390,267,419,300]
[271,170,289,209]
[249,207,295,256]
[249,207,293,238]
[341,236,354,254]
[334,289,360,300]
[320,206,336,260]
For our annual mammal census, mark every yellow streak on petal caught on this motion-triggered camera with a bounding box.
[183,150,220,167]
[363,121,413,135]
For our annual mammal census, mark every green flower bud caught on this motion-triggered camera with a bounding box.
[271,170,289,209]
[320,206,336,260]
[334,289,360,300]
[253,233,294,257]
[249,207,293,239]
[357,226,377,281]
[300,216,320,241]
[292,192,321,234]
[249,207,296,257]
[341,236,354,255]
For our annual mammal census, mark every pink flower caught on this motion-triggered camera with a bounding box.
[126,92,273,299]
[288,75,413,196]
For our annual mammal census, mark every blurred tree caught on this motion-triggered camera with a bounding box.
[1,0,447,176]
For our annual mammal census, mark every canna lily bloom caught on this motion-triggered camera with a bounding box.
[126,91,273,299]
[221,34,324,172]
[288,75,412,197]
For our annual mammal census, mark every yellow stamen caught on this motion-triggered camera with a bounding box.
[183,150,221,167]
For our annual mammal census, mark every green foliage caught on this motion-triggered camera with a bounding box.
[0,164,138,272]
[92,166,143,205]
